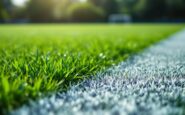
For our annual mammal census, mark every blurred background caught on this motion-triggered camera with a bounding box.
[0,0,185,23]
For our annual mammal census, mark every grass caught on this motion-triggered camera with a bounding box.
[0,24,184,114]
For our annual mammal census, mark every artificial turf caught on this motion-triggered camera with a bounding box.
[0,24,184,113]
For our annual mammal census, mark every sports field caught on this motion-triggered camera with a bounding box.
[0,24,184,113]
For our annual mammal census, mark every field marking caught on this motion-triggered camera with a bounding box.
[12,29,185,115]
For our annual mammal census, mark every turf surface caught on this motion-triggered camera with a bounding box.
[0,24,184,113]
[12,28,185,115]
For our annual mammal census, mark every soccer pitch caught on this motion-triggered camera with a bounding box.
[0,24,184,113]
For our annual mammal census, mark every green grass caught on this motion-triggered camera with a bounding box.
[0,24,184,113]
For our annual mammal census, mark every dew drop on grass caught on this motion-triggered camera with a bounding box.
[99,53,106,59]
[64,54,67,57]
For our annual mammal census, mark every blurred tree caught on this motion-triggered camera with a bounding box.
[67,3,105,22]
[134,0,166,19]
[133,0,145,19]
[0,0,11,21]
[53,0,73,21]
[1,0,185,22]
[89,0,118,18]
[11,5,27,20]
[26,0,55,22]
[119,0,138,15]
[0,0,3,19]
[165,0,185,18]
[135,0,185,19]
